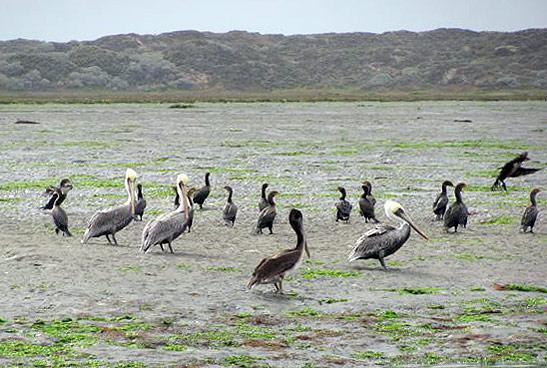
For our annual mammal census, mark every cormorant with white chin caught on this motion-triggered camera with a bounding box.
[444,183,468,233]
[521,188,540,233]
[359,181,379,223]
[348,200,428,270]
[41,178,73,210]
[50,187,72,237]
[81,169,137,245]
[247,209,310,294]
[193,172,211,210]
[222,186,237,226]
[258,183,269,211]
[135,183,147,221]
[255,191,279,234]
[432,180,454,220]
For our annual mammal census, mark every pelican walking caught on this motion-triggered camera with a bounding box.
[335,186,352,223]
[348,200,429,270]
[135,183,147,221]
[432,180,454,220]
[359,181,379,223]
[258,183,269,211]
[521,189,540,233]
[492,152,541,191]
[255,191,279,234]
[222,186,238,226]
[81,169,137,245]
[141,174,192,253]
[193,172,211,210]
[444,183,468,233]
[247,209,310,294]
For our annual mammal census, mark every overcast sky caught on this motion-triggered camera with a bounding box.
[1,0,546,42]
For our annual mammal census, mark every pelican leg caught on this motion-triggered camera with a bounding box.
[106,234,113,244]
[378,252,388,270]
[111,233,119,246]
[168,242,174,254]
[268,226,273,234]
[55,228,60,235]
[278,281,283,294]
[159,243,165,252]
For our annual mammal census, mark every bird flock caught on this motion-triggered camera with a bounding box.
[40,152,541,294]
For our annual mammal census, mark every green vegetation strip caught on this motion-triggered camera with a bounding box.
[302,269,361,279]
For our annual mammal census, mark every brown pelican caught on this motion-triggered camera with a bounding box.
[134,183,147,221]
[335,186,352,223]
[359,182,379,223]
[255,191,279,234]
[348,200,429,270]
[521,189,540,233]
[141,174,192,253]
[49,187,72,237]
[41,179,73,210]
[258,183,269,211]
[222,186,237,226]
[432,180,454,220]
[247,208,310,294]
[81,169,137,245]
[492,152,541,191]
[193,172,211,210]
[444,183,468,233]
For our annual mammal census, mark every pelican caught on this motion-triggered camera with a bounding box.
[521,188,540,233]
[258,183,269,211]
[193,172,211,210]
[444,183,468,233]
[222,186,238,226]
[432,180,454,220]
[335,186,352,223]
[247,209,310,294]
[348,200,429,270]
[50,187,72,237]
[492,152,541,191]
[359,181,379,223]
[41,179,73,210]
[141,174,192,253]
[134,183,147,221]
[81,169,137,245]
[255,191,279,234]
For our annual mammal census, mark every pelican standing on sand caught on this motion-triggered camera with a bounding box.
[247,209,310,294]
[141,174,192,253]
[444,183,468,233]
[521,188,540,233]
[359,181,379,223]
[492,152,541,191]
[222,186,238,226]
[335,186,352,223]
[134,183,147,221]
[348,200,429,270]
[81,169,137,245]
[258,183,269,211]
[432,180,454,220]
[50,187,72,237]
[193,172,211,210]
[255,191,279,234]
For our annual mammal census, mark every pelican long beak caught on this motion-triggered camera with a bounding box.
[304,241,311,259]
[181,182,189,221]
[129,180,136,217]
[396,209,429,241]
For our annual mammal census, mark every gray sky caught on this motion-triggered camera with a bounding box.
[1,0,546,42]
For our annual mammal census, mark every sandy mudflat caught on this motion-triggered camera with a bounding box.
[0,101,546,367]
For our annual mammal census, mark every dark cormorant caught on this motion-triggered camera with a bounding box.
[432,180,454,220]
[492,152,541,191]
[247,208,310,294]
[335,186,352,223]
[81,169,137,245]
[255,191,279,234]
[348,200,429,270]
[258,183,269,211]
[222,185,238,226]
[444,183,468,233]
[41,179,72,209]
[50,187,72,237]
[521,188,540,233]
[359,181,379,223]
[134,183,147,221]
[193,172,211,209]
